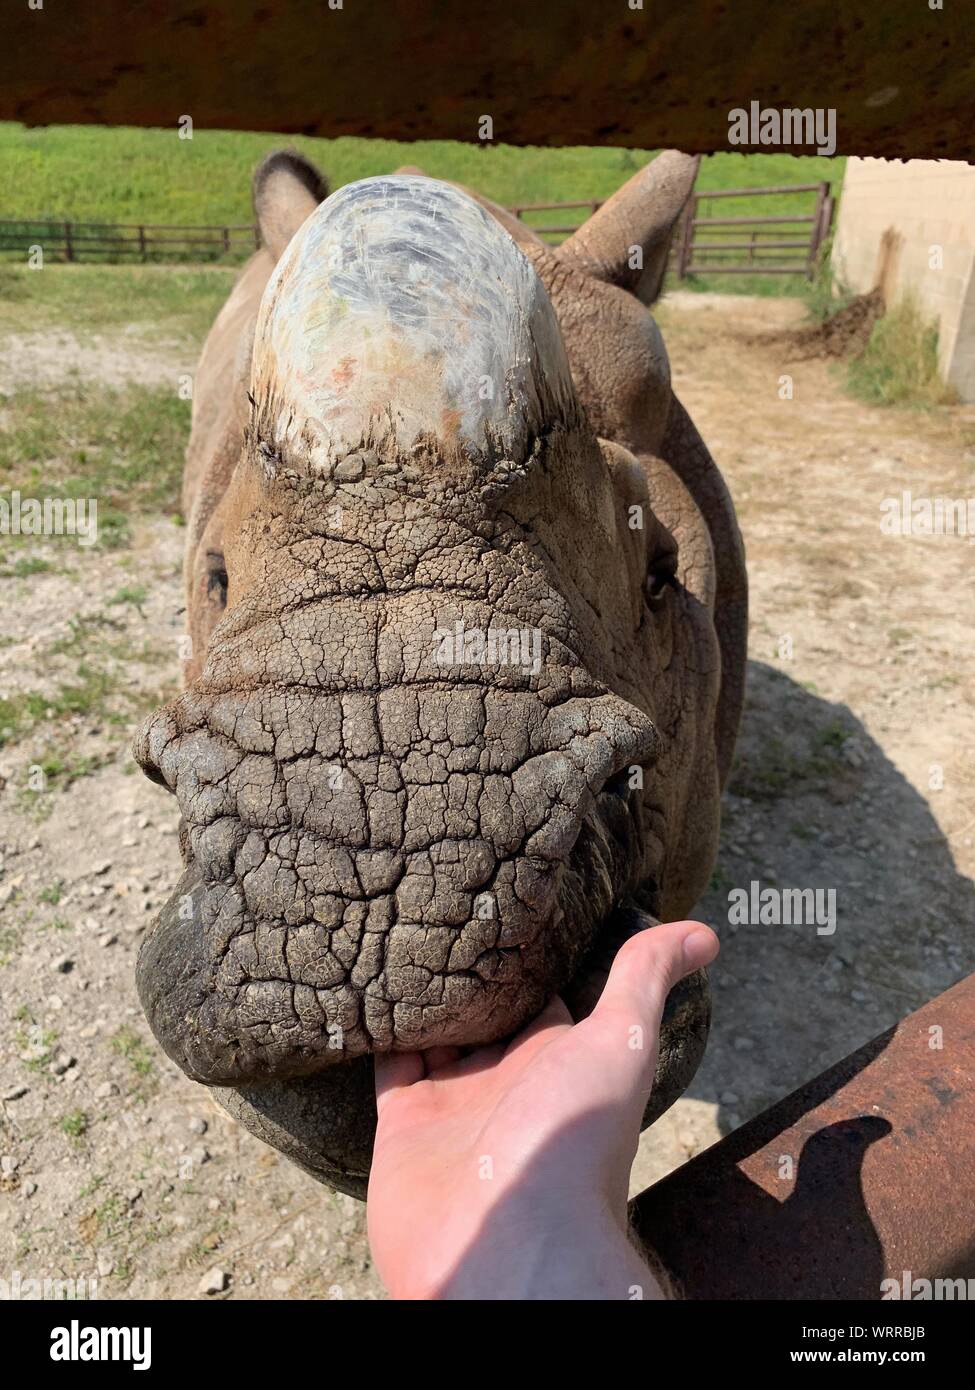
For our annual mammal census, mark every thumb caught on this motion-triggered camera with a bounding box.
[589,918,718,1046]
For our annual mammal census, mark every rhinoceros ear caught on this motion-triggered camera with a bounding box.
[253,149,330,263]
[556,150,699,306]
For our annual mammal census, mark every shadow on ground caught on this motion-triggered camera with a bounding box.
[687,660,975,1137]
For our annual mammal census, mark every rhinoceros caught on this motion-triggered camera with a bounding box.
[134,150,746,1197]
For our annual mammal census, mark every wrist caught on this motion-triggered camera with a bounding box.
[397,1198,660,1301]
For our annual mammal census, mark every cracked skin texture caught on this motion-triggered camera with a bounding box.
[134,150,746,1196]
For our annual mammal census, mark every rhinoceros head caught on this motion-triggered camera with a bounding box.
[134,153,741,1194]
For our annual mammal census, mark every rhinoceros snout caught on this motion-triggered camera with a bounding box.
[133,666,660,1087]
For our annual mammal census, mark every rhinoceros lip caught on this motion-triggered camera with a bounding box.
[203,890,711,1201]
[138,799,661,1089]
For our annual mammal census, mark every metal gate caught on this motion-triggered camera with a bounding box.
[675,182,835,280]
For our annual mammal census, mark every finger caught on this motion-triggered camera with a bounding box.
[373,1050,425,1112]
[590,919,718,1039]
[561,906,651,1022]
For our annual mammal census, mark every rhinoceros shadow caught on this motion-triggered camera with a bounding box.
[687,658,975,1136]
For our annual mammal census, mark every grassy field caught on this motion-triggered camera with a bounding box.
[1,122,844,224]
[0,261,232,339]
[0,122,843,293]
[0,381,190,549]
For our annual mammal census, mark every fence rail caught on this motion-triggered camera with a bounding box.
[0,219,260,262]
[0,181,834,273]
[675,181,834,279]
[508,198,603,240]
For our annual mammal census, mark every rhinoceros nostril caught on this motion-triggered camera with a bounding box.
[140,758,168,789]
[603,769,635,801]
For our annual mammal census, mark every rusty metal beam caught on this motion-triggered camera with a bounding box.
[631,973,975,1299]
[1,1,973,160]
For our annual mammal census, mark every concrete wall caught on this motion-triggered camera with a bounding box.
[832,158,975,401]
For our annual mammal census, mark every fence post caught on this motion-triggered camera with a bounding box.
[223,226,230,255]
[138,225,147,262]
[819,191,835,249]
[807,181,829,280]
[64,221,74,262]
[253,224,261,250]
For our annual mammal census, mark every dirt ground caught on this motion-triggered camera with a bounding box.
[1,290,973,1300]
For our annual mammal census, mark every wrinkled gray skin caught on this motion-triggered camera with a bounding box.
[134,151,746,1198]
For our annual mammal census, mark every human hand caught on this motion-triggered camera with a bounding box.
[367,917,719,1300]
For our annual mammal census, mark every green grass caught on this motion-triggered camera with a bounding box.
[111,1026,156,1079]
[0,922,21,967]
[846,296,958,408]
[0,669,115,749]
[0,122,843,297]
[0,659,170,752]
[61,1110,89,1140]
[0,553,54,579]
[0,123,843,226]
[730,719,860,804]
[0,672,166,751]
[108,583,149,611]
[0,381,190,545]
[799,236,855,323]
[15,1016,58,1071]
[0,262,234,337]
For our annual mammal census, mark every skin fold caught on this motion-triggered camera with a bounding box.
[134,150,747,1196]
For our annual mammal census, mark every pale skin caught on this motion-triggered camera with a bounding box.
[368,919,720,1300]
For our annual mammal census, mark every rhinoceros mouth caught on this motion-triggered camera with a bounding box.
[134,665,662,1088]
[201,889,710,1202]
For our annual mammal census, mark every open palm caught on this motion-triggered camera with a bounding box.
[368,917,719,1300]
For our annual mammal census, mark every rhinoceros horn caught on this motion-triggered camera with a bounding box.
[556,150,699,305]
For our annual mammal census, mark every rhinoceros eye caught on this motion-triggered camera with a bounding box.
[206,550,228,607]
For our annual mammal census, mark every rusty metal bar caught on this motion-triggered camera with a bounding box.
[631,972,975,1299]
[694,183,826,197]
[692,240,812,250]
[692,214,818,226]
[683,265,810,274]
[511,199,603,213]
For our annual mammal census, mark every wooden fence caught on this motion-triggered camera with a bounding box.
[0,220,259,262]
[0,182,834,274]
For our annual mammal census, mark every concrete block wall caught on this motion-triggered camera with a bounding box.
[832,158,975,401]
